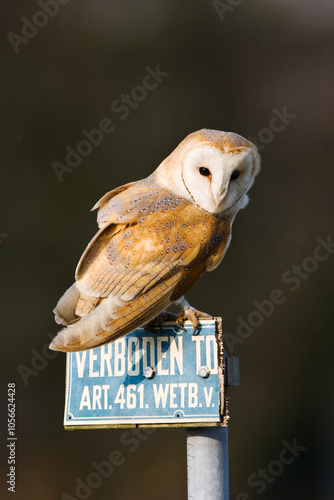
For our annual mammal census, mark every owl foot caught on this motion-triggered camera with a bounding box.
[143,311,177,332]
[175,306,213,334]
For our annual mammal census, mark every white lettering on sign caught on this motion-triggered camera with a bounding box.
[170,383,178,408]
[192,335,218,374]
[77,382,216,412]
[179,383,187,408]
[100,344,112,376]
[102,385,109,408]
[188,383,198,407]
[142,337,154,369]
[75,335,188,379]
[206,335,218,373]
[151,383,211,409]
[153,384,169,408]
[114,339,126,376]
[203,386,213,407]
[92,385,102,409]
[170,336,183,375]
[79,382,213,410]
[192,336,204,373]
[76,351,87,378]
[79,386,90,410]
[157,337,169,375]
[127,338,140,376]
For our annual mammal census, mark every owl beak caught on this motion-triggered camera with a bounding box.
[213,187,228,210]
[213,196,224,212]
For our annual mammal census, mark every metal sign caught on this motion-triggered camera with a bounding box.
[64,319,224,428]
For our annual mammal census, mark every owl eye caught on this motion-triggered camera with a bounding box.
[230,170,240,181]
[199,167,211,177]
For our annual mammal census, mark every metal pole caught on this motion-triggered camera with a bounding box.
[187,426,229,500]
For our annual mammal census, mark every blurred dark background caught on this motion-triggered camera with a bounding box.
[1,1,333,499]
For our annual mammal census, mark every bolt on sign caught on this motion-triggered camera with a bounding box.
[64,319,228,428]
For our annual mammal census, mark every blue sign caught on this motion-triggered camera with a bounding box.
[64,320,223,427]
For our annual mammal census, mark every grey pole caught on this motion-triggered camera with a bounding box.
[187,426,229,500]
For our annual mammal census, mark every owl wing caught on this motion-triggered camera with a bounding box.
[51,185,219,352]
[91,178,163,229]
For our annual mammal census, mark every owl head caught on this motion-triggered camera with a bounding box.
[154,129,260,217]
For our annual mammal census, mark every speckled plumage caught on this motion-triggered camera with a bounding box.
[50,129,260,352]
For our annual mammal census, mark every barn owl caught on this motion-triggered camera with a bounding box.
[50,129,260,352]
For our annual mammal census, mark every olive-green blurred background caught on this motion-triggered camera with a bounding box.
[1,1,333,499]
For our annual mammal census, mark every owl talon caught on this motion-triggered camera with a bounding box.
[176,307,213,334]
[175,314,187,332]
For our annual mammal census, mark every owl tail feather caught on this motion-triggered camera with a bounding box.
[49,290,172,352]
[53,283,80,326]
